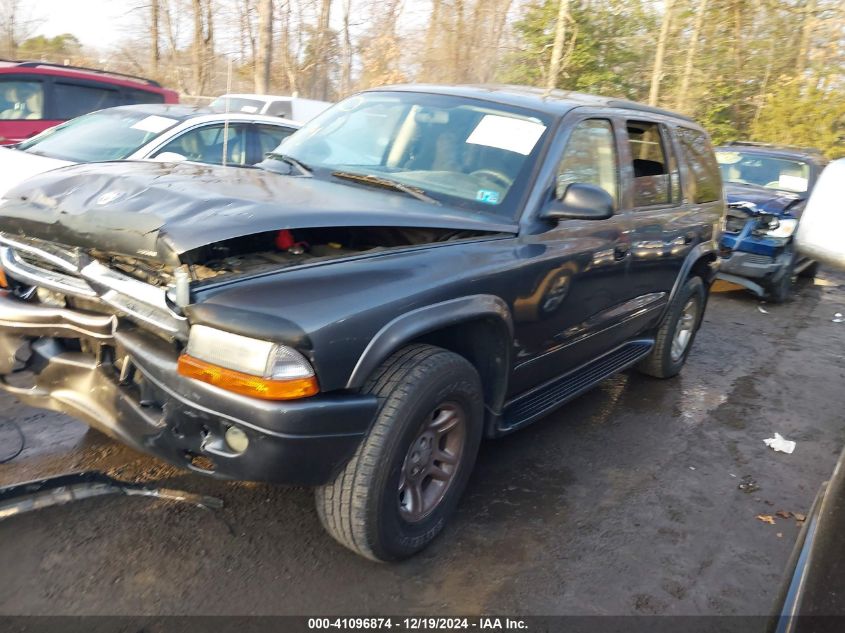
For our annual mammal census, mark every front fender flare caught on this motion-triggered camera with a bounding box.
[345,294,513,390]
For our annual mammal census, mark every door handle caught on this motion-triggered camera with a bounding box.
[613,244,630,260]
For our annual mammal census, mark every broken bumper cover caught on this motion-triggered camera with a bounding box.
[0,291,377,485]
[718,250,781,279]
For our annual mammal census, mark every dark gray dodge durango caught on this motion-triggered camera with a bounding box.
[0,85,724,561]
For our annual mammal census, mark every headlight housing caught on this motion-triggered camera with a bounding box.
[178,324,318,400]
[756,217,798,239]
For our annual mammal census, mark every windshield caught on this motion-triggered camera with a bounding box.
[263,91,553,217]
[17,109,180,162]
[210,96,266,114]
[716,150,811,193]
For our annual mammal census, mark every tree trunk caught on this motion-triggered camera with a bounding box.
[422,0,442,81]
[676,0,708,112]
[648,0,675,106]
[161,0,189,94]
[150,0,160,77]
[796,0,816,78]
[315,0,332,100]
[546,0,570,92]
[192,0,205,95]
[340,0,353,95]
[254,0,272,94]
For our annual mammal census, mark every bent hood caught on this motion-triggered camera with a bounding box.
[0,146,73,200]
[0,160,516,265]
[723,182,803,216]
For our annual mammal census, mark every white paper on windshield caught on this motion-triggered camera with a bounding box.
[239,105,259,113]
[466,115,546,156]
[779,174,808,192]
[130,115,178,134]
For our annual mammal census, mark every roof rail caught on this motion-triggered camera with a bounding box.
[724,140,824,156]
[605,99,695,122]
[7,59,161,88]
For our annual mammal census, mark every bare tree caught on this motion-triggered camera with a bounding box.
[254,0,272,93]
[546,0,570,92]
[151,0,160,76]
[314,0,332,100]
[191,0,214,95]
[648,0,676,106]
[339,0,353,95]
[676,0,709,112]
[0,0,44,57]
[796,0,817,77]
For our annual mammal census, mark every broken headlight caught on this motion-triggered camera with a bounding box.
[755,216,798,239]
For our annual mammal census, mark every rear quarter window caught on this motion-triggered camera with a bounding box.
[53,82,122,119]
[676,127,721,203]
[123,88,165,105]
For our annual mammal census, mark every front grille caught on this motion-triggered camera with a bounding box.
[0,233,187,339]
[725,215,750,233]
[743,253,773,265]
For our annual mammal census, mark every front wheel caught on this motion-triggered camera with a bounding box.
[767,257,795,303]
[636,276,706,378]
[315,344,483,562]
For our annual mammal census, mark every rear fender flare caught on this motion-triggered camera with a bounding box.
[662,242,718,320]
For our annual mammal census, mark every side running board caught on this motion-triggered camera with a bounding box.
[500,339,654,434]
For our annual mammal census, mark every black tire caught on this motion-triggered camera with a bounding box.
[767,258,795,303]
[636,276,706,379]
[798,260,819,279]
[315,344,484,562]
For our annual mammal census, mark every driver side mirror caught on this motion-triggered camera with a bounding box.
[541,182,614,221]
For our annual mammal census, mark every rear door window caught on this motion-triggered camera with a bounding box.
[0,79,45,120]
[53,82,122,119]
[676,127,721,202]
[153,123,249,166]
[626,121,675,207]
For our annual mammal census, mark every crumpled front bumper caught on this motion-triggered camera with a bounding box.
[0,291,377,485]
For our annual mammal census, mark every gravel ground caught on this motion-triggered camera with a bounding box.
[1,274,844,617]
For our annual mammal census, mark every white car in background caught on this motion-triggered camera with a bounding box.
[209,93,331,123]
[0,104,299,198]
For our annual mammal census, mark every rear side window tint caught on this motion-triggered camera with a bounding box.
[123,89,164,105]
[256,124,295,158]
[54,82,122,119]
[626,120,672,207]
[676,127,721,203]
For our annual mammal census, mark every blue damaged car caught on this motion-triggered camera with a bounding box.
[715,142,828,302]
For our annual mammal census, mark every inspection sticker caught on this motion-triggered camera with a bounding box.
[130,115,179,134]
[476,189,501,204]
[466,114,546,156]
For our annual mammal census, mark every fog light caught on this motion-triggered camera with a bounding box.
[224,425,249,454]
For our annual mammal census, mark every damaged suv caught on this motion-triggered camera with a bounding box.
[0,86,723,561]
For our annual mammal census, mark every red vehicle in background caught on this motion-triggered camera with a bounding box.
[0,60,178,144]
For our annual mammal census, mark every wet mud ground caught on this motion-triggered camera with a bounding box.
[1,274,845,617]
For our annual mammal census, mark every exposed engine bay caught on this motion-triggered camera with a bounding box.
[98,226,490,287]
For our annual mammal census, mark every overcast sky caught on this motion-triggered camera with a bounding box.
[29,0,434,56]
[31,0,135,51]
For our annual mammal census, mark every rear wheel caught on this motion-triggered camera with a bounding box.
[315,344,483,562]
[636,276,706,378]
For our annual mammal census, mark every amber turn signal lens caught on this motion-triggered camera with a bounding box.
[177,354,319,400]
[0,267,7,288]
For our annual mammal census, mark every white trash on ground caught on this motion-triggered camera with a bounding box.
[764,433,796,454]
